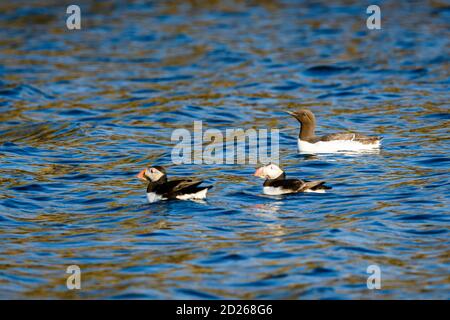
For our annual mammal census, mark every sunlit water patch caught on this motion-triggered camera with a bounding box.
[0,0,449,299]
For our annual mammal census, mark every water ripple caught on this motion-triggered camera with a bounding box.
[0,0,448,300]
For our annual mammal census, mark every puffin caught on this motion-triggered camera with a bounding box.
[254,163,331,195]
[287,109,381,153]
[136,166,213,203]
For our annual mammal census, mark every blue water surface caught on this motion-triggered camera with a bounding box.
[0,0,449,299]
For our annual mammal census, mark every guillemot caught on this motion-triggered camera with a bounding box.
[287,109,381,153]
[254,164,331,195]
[136,166,213,203]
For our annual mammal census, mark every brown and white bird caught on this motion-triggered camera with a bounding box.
[287,109,381,153]
[254,164,331,195]
[136,166,212,203]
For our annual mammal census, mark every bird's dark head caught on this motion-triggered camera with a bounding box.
[286,109,316,125]
[254,163,284,180]
[136,165,166,182]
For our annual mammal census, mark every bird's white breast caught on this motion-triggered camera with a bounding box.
[175,188,209,200]
[303,189,326,193]
[146,192,165,203]
[263,186,292,195]
[146,188,209,203]
[263,186,327,195]
[298,139,380,154]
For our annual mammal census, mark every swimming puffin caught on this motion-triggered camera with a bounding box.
[136,166,213,203]
[254,163,331,195]
[287,109,381,153]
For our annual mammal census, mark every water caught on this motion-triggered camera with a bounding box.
[0,0,449,299]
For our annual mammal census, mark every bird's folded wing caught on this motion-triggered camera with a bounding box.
[320,132,379,143]
[158,179,203,194]
[299,180,326,191]
[269,179,303,190]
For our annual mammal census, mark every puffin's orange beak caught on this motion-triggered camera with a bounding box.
[136,169,146,180]
[254,167,263,177]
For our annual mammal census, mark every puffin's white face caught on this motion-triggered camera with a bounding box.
[254,164,284,179]
[137,167,164,182]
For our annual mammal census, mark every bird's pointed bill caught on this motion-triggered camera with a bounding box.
[254,167,264,177]
[136,169,146,180]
